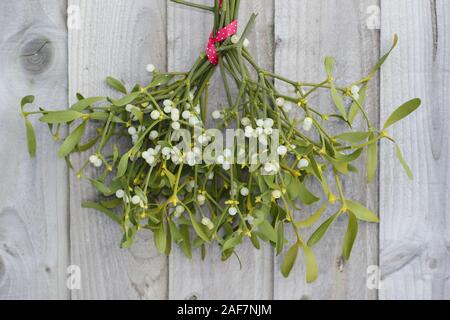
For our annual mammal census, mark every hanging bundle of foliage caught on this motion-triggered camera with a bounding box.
[20,0,420,282]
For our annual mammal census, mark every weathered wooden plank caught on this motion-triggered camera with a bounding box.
[380,0,450,300]
[0,0,69,299]
[68,0,168,299]
[167,0,275,300]
[274,0,380,299]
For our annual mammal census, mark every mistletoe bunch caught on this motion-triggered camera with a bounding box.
[20,0,420,282]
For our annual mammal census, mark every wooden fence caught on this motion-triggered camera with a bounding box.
[0,0,448,299]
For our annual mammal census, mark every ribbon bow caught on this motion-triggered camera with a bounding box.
[205,0,238,65]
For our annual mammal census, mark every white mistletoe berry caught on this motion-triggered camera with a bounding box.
[128,126,137,136]
[202,217,214,230]
[212,110,222,120]
[125,104,134,112]
[89,155,98,164]
[351,85,360,100]
[244,126,254,138]
[228,207,238,216]
[264,118,274,129]
[275,97,285,107]
[277,145,288,156]
[150,110,160,120]
[146,64,155,73]
[146,155,156,165]
[298,158,309,169]
[115,189,125,199]
[171,121,181,130]
[240,187,249,196]
[256,119,264,127]
[201,217,211,226]
[272,190,282,199]
[149,130,159,140]
[241,117,251,126]
[242,38,250,48]
[163,99,173,108]
[164,105,172,114]
[182,110,191,120]
[197,194,206,205]
[93,158,102,168]
[171,109,180,121]
[131,195,141,205]
[303,117,313,131]
[174,205,185,218]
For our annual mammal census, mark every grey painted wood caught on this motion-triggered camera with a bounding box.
[167,0,275,300]
[68,0,168,299]
[0,0,69,299]
[273,0,380,300]
[380,0,450,300]
[0,0,446,300]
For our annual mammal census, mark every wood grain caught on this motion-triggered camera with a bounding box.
[273,0,380,300]
[167,0,275,300]
[68,0,168,299]
[0,0,69,299]
[380,0,450,300]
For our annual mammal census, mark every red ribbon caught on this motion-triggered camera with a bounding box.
[206,0,238,65]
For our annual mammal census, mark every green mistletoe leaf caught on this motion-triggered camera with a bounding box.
[393,142,413,180]
[58,120,87,158]
[296,202,328,229]
[71,97,104,111]
[342,211,358,260]
[82,201,121,224]
[281,242,299,278]
[301,243,318,283]
[307,211,340,246]
[24,119,37,157]
[154,222,167,254]
[222,233,243,252]
[297,181,320,205]
[111,92,140,106]
[335,131,371,144]
[383,98,421,130]
[106,76,128,94]
[367,132,378,183]
[346,199,379,223]
[40,110,84,124]
[276,221,285,256]
[257,220,277,243]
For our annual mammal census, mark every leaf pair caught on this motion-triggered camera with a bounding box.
[306,199,378,260]
[367,98,421,181]
[281,242,318,283]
